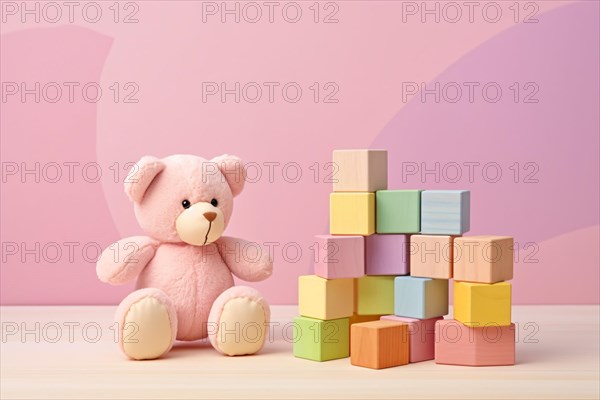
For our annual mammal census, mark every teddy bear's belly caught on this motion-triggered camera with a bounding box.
[136,244,234,341]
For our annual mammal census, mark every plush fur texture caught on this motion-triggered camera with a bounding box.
[97,154,272,358]
[130,154,241,243]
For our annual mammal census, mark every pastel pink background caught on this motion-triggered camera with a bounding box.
[1,1,598,305]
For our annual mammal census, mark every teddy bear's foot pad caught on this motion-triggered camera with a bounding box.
[121,296,174,360]
[210,294,269,356]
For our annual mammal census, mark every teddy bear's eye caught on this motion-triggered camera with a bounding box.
[182,199,191,209]
[210,198,218,207]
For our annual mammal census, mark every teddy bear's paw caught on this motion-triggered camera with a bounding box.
[117,289,178,360]
[208,287,271,356]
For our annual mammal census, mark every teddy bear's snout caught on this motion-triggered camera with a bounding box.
[175,202,225,246]
[203,212,217,222]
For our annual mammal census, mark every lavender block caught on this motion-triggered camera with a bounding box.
[365,234,410,276]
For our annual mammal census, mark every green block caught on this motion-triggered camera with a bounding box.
[376,190,422,233]
[356,276,395,315]
[292,316,349,361]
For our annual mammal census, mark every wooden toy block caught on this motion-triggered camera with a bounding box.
[298,275,354,320]
[421,190,470,235]
[394,276,448,319]
[332,149,387,192]
[293,316,350,361]
[350,320,409,369]
[355,276,395,315]
[349,314,383,342]
[375,190,421,233]
[365,234,410,276]
[313,235,365,279]
[454,236,514,283]
[381,315,443,363]
[350,313,383,325]
[330,193,375,235]
[435,319,515,366]
[454,281,512,327]
[410,235,454,279]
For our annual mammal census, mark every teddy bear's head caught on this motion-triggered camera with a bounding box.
[124,154,245,245]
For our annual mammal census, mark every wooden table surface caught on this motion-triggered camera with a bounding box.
[1,305,598,399]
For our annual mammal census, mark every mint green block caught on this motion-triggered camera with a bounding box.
[376,190,421,233]
[292,316,349,361]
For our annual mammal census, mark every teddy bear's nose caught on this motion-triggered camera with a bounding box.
[203,212,217,222]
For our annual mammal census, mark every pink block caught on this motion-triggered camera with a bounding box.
[435,320,515,366]
[365,234,409,276]
[313,235,365,279]
[381,315,442,363]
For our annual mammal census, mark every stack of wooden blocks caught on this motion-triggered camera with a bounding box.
[435,233,515,366]
[293,149,515,369]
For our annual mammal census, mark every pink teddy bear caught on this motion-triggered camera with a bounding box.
[96,154,273,360]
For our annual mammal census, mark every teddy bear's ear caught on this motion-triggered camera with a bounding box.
[211,154,245,197]
[124,156,166,203]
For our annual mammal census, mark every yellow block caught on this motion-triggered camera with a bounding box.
[454,281,511,327]
[330,192,375,235]
[298,275,354,320]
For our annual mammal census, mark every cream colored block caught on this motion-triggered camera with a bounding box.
[333,149,387,192]
[454,236,514,283]
[410,235,454,279]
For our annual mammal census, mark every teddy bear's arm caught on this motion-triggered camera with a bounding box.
[96,236,159,285]
[216,236,273,282]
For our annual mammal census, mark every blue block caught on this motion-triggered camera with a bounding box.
[394,276,448,319]
[420,190,470,235]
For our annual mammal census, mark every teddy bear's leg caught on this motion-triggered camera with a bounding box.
[207,286,270,356]
[115,288,178,360]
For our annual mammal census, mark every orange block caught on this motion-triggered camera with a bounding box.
[350,321,409,369]
[435,319,515,366]
[348,314,383,352]
[349,313,382,337]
